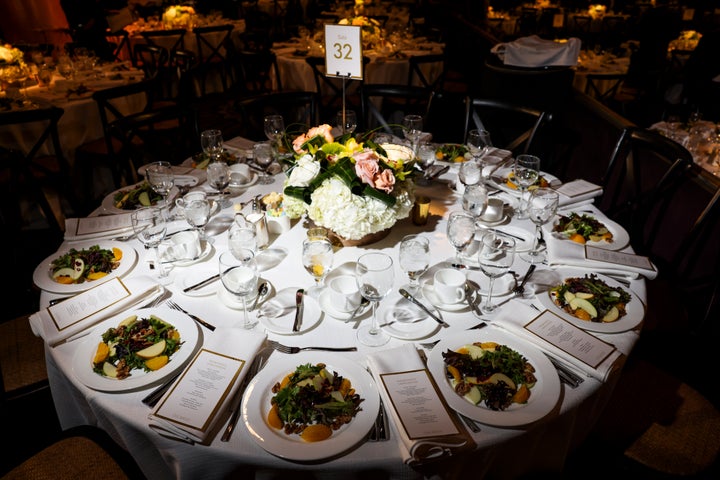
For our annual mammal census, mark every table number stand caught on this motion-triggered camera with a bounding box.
[324,24,363,130]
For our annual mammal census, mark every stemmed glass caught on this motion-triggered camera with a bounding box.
[206,161,231,208]
[145,161,175,212]
[184,196,213,244]
[355,252,394,347]
[253,141,275,185]
[219,250,259,329]
[458,159,482,193]
[301,237,334,298]
[477,231,516,314]
[402,114,423,159]
[398,234,430,295]
[520,188,559,264]
[200,129,224,162]
[462,183,489,222]
[513,154,540,219]
[467,129,492,182]
[336,109,357,135]
[446,210,476,264]
[131,206,169,281]
[263,114,285,161]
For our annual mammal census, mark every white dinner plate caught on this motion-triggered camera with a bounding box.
[256,287,322,335]
[242,351,379,461]
[545,212,630,251]
[427,328,561,427]
[535,269,645,334]
[376,291,442,339]
[101,181,179,214]
[71,307,201,392]
[32,241,138,294]
[489,167,562,196]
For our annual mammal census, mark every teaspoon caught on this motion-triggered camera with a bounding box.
[250,282,269,311]
[345,297,370,323]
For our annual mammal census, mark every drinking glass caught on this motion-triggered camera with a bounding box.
[206,161,231,208]
[145,161,175,211]
[398,234,430,295]
[56,55,75,80]
[513,154,540,219]
[184,196,213,243]
[520,188,559,264]
[253,141,274,185]
[131,206,168,281]
[301,237,334,298]
[466,129,492,182]
[228,222,258,256]
[200,129,224,162]
[446,211,476,264]
[458,159,482,192]
[219,250,259,329]
[477,231,516,314]
[462,183,489,221]
[336,109,357,135]
[355,252,394,347]
[402,114,423,158]
[263,114,285,161]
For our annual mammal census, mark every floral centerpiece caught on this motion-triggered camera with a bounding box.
[338,15,385,50]
[588,4,607,20]
[0,43,27,90]
[281,125,416,242]
[669,30,702,52]
[162,5,197,29]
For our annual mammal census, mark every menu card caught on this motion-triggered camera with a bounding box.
[64,213,134,241]
[148,329,266,445]
[585,246,655,271]
[367,344,476,466]
[554,179,603,207]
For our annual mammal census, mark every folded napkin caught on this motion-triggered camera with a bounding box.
[367,344,476,466]
[29,275,164,346]
[545,231,658,280]
[553,179,603,208]
[491,35,581,67]
[64,214,134,241]
[224,136,256,151]
[148,328,267,444]
[494,302,633,382]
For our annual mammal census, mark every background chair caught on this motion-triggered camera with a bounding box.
[306,55,369,121]
[359,84,434,137]
[0,313,47,406]
[139,29,187,59]
[233,90,319,141]
[406,54,446,92]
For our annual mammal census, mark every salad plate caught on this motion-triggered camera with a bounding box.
[256,287,322,335]
[242,351,379,461]
[101,181,179,214]
[535,269,645,334]
[427,328,561,427]
[376,291,442,339]
[71,307,201,392]
[546,212,630,251]
[33,241,138,294]
[489,167,562,196]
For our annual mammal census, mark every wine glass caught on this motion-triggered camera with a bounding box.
[131,206,168,281]
[355,252,394,347]
[184,196,213,244]
[263,114,285,161]
[402,114,423,159]
[446,211,476,264]
[301,237,334,298]
[513,154,540,219]
[467,129,492,182]
[462,183,489,222]
[398,234,430,295]
[228,220,258,256]
[458,159,482,193]
[200,129,224,162]
[145,161,175,212]
[477,231,516,314]
[253,141,274,185]
[206,161,231,208]
[520,188,559,264]
[336,109,357,135]
[219,250,259,329]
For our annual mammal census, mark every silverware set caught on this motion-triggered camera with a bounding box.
[266,339,357,354]
[368,399,389,441]
[221,353,268,442]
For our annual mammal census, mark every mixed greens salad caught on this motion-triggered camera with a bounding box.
[435,144,469,162]
[50,245,122,284]
[552,212,613,244]
[549,274,632,323]
[113,182,163,210]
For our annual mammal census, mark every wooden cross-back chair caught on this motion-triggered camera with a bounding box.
[359,84,434,137]
[193,24,235,65]
[407,54,446,92]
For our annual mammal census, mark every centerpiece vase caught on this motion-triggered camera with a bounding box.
[331,228,391,247]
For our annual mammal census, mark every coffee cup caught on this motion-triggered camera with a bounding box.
[433,268,466,304]
[327,275,361,313]
[164,230,201,261]
[479,198,504,223]
[229,163,252,187]
[175,190,208,219]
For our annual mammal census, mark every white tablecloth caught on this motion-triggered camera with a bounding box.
[38,150,647,479]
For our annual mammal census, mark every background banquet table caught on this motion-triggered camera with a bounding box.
[36,143,647,479]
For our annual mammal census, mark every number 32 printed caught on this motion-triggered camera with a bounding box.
[332,42,353,60]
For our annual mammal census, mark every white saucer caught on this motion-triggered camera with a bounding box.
[318,289,369,321]
[475,214,509,227]
[160,239,214,267]
[421,282,469,312]
[176,265,218,297]
[217,278,274,310]
[376,292,441,340]
[256,287,322,335]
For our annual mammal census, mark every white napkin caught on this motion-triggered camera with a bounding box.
[64,214,134,241]
[553,179,603,208]
[148,328,267,444]
[366,344,475,466]
[29,275,164,346]
[545,232,658,280]
[491,35,581,67]
[494,302,633,382]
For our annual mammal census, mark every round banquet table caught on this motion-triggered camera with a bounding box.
[37,146,646,480]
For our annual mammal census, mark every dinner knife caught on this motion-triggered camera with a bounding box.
[183,273,220,293]
[398,288,449,327]
[292,289,304,332]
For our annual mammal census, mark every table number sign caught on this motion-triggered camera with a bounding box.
[324,24,364,79]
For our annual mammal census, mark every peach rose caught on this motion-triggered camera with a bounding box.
[374,169,395,193]
[355,157,379,185]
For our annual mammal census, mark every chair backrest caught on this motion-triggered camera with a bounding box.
[133,44,170,80]
[359,84,434,137]
[193,24,234,64]
[233,49,282,94]
[140,29,187,56]
[105,29,132,65]
[463,97,550,155]
[407,54,446,92]
[233,91,320,141]
[583,73,627,104]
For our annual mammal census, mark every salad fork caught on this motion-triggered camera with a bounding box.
[266,340,357,354]
[166,300,216,331]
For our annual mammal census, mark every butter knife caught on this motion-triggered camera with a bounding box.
[183,273,220,293]
[221,354,266,442]
[292,289,304,332]
[398,288,449,327]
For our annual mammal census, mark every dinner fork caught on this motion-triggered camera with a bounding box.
[266,340,357,354]
[166,300,216,331]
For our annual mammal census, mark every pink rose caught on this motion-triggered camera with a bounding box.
[306,124,334,144]
[374,169,395,193]
[292,134,309,154]
[355,157,379,185]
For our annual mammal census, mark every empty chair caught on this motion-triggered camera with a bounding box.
[359,84,434,137]
[233,91,320,141]
[582,72,628,106]
[193,24,235,65]
[407,54,446,92]
[1,313,47,404]
[140,29,187,58]
[233,49,282,94]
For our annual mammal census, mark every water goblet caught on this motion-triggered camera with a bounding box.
[200,129,224,162]
[467,129,492,182]
[477,231,516,314]
[513,154,540,219]
[145,161,175,212]
[184,196,213,244]
[398,234,430,295]
[228,222,258,257]
[462,183,489,222]
[219,250,259,329]
[263,114,285,160]
[253,141,274,185]
[402,114,423,158]
[355,252,394,347]
[447,210,476,265]
[206,160,231,208]
[335,109,357,135]
[458,159,482,193]
[131,206,169,281]
[301,237,334,298]
[520,188,559,264]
